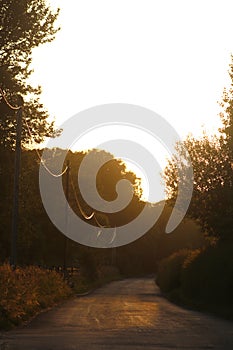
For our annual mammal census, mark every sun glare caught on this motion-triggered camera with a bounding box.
[68,124,169,203]
[29,0,233,204]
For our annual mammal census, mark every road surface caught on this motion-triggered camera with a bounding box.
[1,278,233,349]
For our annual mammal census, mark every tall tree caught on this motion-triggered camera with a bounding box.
[164,134,232,240]
[0,0,60,149]
[164,57,233,241]
[219,54,233,157]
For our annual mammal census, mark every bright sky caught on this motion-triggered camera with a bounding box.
[30,0,233,202]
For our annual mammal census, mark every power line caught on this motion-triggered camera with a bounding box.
[24,117,68,178]
[70,172,117,243]
[70,174,111,229]
[70,177,95,220]
[109,226,117,244]
[0,87,68,178]
[0,87,21,110]
[94,214,107,228]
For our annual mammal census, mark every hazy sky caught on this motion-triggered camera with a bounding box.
[30,0,233,201]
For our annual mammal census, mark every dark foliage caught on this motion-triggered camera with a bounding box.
[0,0,60,149]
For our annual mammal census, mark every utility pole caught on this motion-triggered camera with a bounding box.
[10,95,24,268]
[111,247,117,266]
[63,160,70,272]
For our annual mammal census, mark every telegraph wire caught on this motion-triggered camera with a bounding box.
[109,226,117,244]
[0,87,67,177]
[94,214,107,228]
[70,175,101,241]
[70,172,117,244]
[70,176,95,220]
[70,174,115,238]
[24,117,68,177]
[0,87,21,110]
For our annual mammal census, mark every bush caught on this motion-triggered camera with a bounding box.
[181,243,233,306]
[0,265,72,329]
[156,241,233,319]
[156,249,190,293]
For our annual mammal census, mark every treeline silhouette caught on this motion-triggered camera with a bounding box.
[0,147,204,277]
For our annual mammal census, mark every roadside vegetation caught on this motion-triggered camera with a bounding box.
[156,243,233,320]
[0,263,122,330]
[0,265,72,330]
[157,56,233,320]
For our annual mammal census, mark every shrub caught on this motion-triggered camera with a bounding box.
[156,249,190,293]
[181,243,233,305]
[0,265,72,329]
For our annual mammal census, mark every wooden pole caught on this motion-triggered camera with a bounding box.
[63,160,70,272]
[10,103,23,268]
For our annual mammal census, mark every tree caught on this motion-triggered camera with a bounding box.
[164,57,233,241]
[164,134,232,240]
[0,148,144,265]
[0,0,60,149]
[64,149,144,228]
[219,54,233,156]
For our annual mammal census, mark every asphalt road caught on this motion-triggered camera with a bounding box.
[1,278,233,350]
